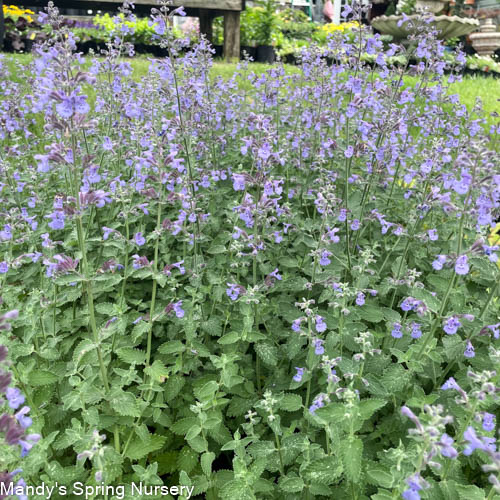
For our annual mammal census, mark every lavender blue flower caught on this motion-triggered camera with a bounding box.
[293,367,304,383]
[6,388,25,410]
[355,292,365,306]
[410,322,422,339]
[313,339,325,356]
[464,340,475,358]
[134,232,146,246]
[432,255,447,271]
[315,316,327,333]
[455,255,469,275]
[443,316,461,335]
[391,323,403,338]
[482,413,496,432]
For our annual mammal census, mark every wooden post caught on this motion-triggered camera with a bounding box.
[199,9,214,43]
[223,10,240,61]
[0,0,4,50]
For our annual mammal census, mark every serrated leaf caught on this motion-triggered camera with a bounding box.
[171,417,199,435]
[302,456,343,485]
[366,468,394,488]
[125,434,166,460]
[201,451,215,477]
[279,476,305,493]
[340,437,363,482]
[455,483,486,500]
[95,302,116,315]
[164,374,186,402]
[357,305,384,323]
[145,360,169,381]
[220,480,256,500]
[255,342,278,366]
[116,347,146,365]
[358,398,386,421]
[28,370,59,386]
[207,244,227,254]
[158,340,185,354]
[109,389,141,417]
[194,380,219,401]
[279,394,303,412]
[185,425,202,441]
[177,446,199,474]
[217,331,241,345]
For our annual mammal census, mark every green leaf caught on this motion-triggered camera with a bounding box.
[220,480,256,500]
[340,437,363,482]
[145,360,169,381]
[279,394,303,412]
[194,380,219,401]
[201,451,215,477]
[116,347,146,365]
[302,456,343,485]
[109,389,141,417]
[28,370,59,386]
[279,476,305,493]
[366,468,394,488]
[171,418,199,435]
[358,398,386,421]
[217,332,241,345]
[164,375,186,402]
[185,425,202,441]
[455,483,486,500]
[125,434,166,460]
[357,305,384,323]
[158,340,185,354]
[177,446,199,474]
[207,244,227,254]
[255,342,278,366]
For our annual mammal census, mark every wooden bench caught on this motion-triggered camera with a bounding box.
[0,0,246,60]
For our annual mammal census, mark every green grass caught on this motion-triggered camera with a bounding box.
[2,52,499,121]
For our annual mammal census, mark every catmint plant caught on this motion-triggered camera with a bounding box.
[0,0,498,497]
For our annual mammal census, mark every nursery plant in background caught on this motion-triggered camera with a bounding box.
[0,2,499,500]
[254,0,278,62]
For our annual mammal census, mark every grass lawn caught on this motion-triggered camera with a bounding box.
[2,53,499,122]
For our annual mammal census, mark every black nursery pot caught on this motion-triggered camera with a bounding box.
[213,45,223,58]
[22,38,34,53]
[240,45,256,60]
[256,45,276,64]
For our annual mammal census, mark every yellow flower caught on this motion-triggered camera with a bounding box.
[396,178,415,189]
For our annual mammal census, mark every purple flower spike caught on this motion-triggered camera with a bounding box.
[313,338,325,356]
[355,292,365,306]
[463,426,494,456]
[439,433,458,459]
[410,322,422,339]
[172,301,185,318]
[464,340,475,358]
[482,413,496,432]
[315,316,327,333]
[134,232,146,246]
[391,323,403,339]
[293,367,304,383]
[226,283,245,301]
[455,255,469,276]
[432,255,447,271]
[443,316,461,335]
[6,388,25,410]
[441,377,461,391]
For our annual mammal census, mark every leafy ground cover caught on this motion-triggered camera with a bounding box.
[0,3,499,500]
